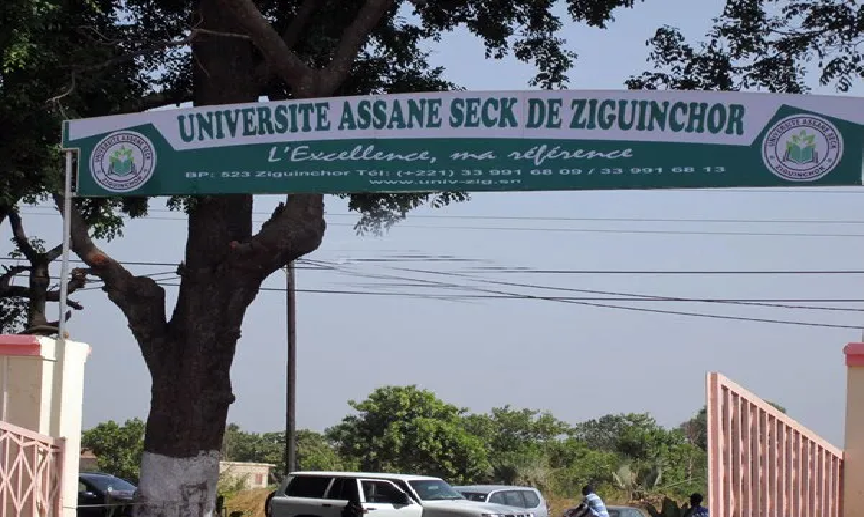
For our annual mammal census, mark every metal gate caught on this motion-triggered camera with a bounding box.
[0,420,64,517]
[706,372,843,517]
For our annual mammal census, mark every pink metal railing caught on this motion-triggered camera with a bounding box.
[0,420,64,517]
[707,372,843,517]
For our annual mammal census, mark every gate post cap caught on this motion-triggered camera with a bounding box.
[844,343,864,367]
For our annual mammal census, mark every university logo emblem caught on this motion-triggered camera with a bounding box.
[761,115,842,182]
[90,131,157,193]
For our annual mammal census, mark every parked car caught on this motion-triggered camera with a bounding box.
[268,471,533,517]
[562,504,648,517]
[606,507,650,517]
[452,485,548,517]
[77,472,137,517]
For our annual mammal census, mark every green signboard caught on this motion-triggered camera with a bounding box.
[62,90,864,197]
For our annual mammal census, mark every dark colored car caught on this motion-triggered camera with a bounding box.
[563,505,649,517]
[77,472,137,517]
[606,507,650,517]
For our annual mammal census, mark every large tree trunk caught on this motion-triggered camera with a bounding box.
[136,1,259,514]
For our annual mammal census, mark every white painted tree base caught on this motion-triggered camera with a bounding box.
[136,450,221,517]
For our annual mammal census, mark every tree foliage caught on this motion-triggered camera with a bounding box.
[680,402,786,451]
[81,418,146,483]
[87,421,346,487]
[463,406,570,487]
[223,423,284,468]
[0,0,152,332]
[1,0,151,212]
[0,294,26,333]
[548,437,618,495]
[626,0,864,93]
[327,385,489,483]
[222,424,349,474]
[571,413,706,500]
[296,429,355,472]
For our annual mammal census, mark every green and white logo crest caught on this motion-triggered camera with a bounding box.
[761,115,843,182]
[90,131,156,192]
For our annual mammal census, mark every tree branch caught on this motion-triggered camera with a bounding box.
[45,244,64,262]
[48,35,196,109]
[282,0,320,49]
[7,211,38,262]
[228,194,326,276]
[1,286,82,311]
[122,90,194,113]
[2,285,33,298]
[253,0,320,90]
[49,27,239,110]
[320,0,395,94]
[218,0,315,93]
[1,268,86,311]
[0,266,30,291]
[53,194,168,353]
[45,267,88,307]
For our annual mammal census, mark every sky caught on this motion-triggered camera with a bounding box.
[5,0,864,448]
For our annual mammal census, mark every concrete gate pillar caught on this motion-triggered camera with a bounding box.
[843,343,864,517]
[0,334,91,517]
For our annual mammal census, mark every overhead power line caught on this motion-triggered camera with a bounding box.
[69,268,864,307]
[139,280,864,330]
[6,255,863,329]
[26,205,864,226]
[20,252,864,314]
[300,259,864,329]
[370,264,864,313]
[467,267,864,275]
[18,209,864,238]
[5,255,864,276]
[0,255,478,270]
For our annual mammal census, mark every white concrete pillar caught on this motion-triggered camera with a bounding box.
[0,334,91,517]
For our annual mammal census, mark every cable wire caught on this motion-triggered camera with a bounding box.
[26,205,864,225]
[7,255,864,275]
[18,209,864,238]
[138,281,864,330]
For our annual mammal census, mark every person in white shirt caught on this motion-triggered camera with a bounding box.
[580,485,609,517]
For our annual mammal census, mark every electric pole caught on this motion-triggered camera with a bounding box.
[283,259,297,475]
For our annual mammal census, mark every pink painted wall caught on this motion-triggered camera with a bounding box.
[843,343,864,516]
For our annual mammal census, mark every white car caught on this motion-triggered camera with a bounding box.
[268,471,534,517]
[452,486,548,517]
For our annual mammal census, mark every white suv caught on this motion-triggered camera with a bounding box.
[269,472,534,517]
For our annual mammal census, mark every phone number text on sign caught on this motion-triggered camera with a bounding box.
[184,166,728,180]
[526,167,728,175]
